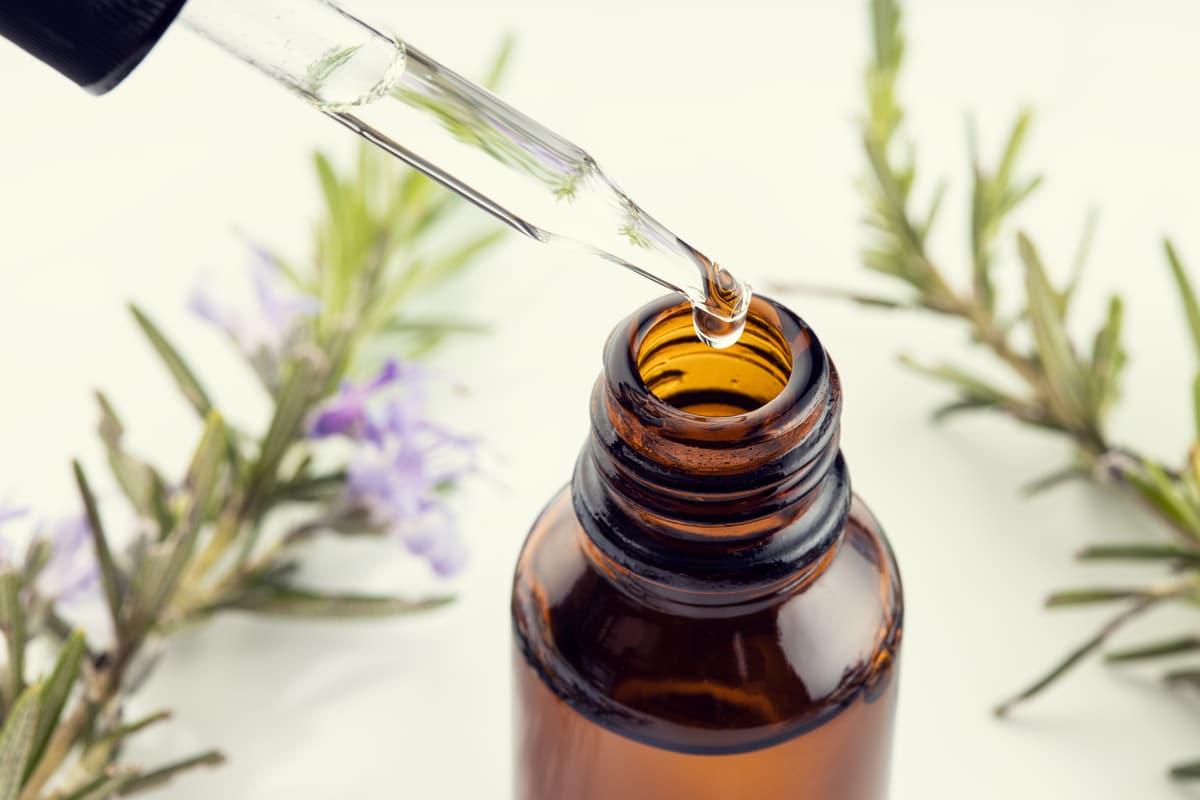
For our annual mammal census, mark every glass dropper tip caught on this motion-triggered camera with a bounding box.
[691,264,752,349]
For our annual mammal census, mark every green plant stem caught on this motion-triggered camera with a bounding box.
[994,595,1163,717]
[948,295,1045,388]
[29,390,317,797]
[115,750,226,795]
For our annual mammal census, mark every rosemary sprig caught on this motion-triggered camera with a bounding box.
[0,45,511,798]
[779,0,1200,779]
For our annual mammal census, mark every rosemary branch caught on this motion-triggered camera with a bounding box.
[778,0,1200,779]
[0,42,514,798]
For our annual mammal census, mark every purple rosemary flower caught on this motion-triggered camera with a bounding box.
[307,359,405,443]
[311,360,476,576]
[190,251,319,384]
[37,514,100,605]
[0,506,98,604]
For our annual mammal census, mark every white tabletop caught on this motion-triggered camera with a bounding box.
[2,1,1200,797]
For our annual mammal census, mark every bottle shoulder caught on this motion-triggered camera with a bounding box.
[512,486,902,753]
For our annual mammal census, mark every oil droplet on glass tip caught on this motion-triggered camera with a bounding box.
[692,263,751,349]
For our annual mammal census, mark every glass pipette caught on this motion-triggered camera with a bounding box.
[180,0,751,348]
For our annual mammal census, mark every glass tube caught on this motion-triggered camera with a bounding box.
[180,0,751,347]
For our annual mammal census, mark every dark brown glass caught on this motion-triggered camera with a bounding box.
[512,295,903,800]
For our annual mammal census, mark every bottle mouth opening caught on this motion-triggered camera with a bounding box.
[601,293,832,457]
[637,303,796,417]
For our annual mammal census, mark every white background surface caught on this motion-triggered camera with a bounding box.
[2,0,1200,797]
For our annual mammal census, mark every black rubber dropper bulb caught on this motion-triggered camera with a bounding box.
[0,0,188,94]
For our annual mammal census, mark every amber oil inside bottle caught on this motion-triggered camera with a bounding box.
[512,295,903,800]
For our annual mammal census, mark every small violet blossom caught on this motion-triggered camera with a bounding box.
[36,515,101,605]
[0,505,99,605]
[190,251,320,384]
[309,359,476,577]
[308,359,404,443]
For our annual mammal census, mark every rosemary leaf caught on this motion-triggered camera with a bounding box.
[25,631,85,781]
[1105,635,1200,663]
[996,110,1033,191]
[21,540,51,585]
[931,398,999,422]
[384,317,491,337]
[483,34,517,91]
[129,306,214,419]
[0,685,41,800]
[1166,240,1200,362]
[1132,460,1200,534]
[313,152,344,231]
[898,356,1011,403]
[995,599,1156,717]
[1077,543,1200,564]
[1046,587,1154,607]
[94,710,172,749]
[1170,760,1200,781]
[0,571,25,704]
[1019,234,1092,426]
[1193,373,1200,445]
[95,392,167,523]
[229,585,453,619]
[114,750,226,796]
[1089,296,1126,417]
[1065,208,1100,312]
[72,462,124,634]
[1022,466,1088,496]
[59,773,134,800]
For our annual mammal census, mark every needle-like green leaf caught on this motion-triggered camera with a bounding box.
[130,306,214,418]
[59,773,133,800]
[1193,373,1200,445]
[899,356,1011,404]
[1170,760,1200,781]
[95,392,169,527]
[0,571,25,705]
[229,585,453,618]
[1166,240,1200,363]
[1022,466,1088,496]
[1106,635,1200,663]
[1045,587,1152,607]
[1020,233,1091,424]
[72,461,124,633]
[1128,459,1200,534]
[1078,543,1200,564]
[995,598,1158,717]
[0,685,41,800]
[1089,295,1126,419]
[25,631,85,781]
[483,34,517,91]
[133,413,228,630]
[1064,208,1100,314]
[112,750,226,796]
[92,709,172,749]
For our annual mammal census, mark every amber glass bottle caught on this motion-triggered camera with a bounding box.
[511,295,903,800]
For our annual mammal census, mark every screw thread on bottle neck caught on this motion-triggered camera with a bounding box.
[572,295,850,608]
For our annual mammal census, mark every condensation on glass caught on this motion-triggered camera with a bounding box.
[511,296,903,800]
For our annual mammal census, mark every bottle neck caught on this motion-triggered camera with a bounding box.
[572,295,850,610]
